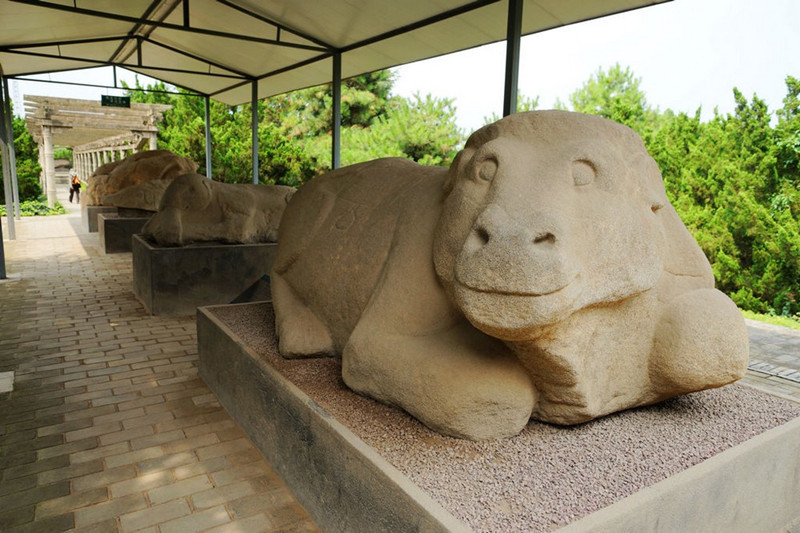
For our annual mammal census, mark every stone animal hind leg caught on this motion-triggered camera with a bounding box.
[271,272,335,359]
[342,319,536,440]
[649,288,750,396]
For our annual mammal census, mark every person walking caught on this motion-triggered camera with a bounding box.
[69,169,82,203]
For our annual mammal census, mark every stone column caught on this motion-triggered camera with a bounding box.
[41,125,57,207]
[37,142,45,189]
[148,133,157,151]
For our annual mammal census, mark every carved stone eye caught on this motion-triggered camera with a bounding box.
[477,158,498,182]
[572,160,596,186]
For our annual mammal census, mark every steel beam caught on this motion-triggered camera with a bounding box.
[251,80,258,184]
[332,53,341,170]
[503,0,522,116]
[204,95,212,178]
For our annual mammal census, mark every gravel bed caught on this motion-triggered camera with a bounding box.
[213,303,800,532]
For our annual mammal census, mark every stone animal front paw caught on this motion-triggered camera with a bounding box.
[650,288,749,395]
[343,327,536,440]
[272,274,335,359]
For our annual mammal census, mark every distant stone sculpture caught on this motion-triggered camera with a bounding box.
[83,150,197,206]
[102,179,172,212]
[92,159,123,178]
[141,172,296,246]
[271,110,750,440]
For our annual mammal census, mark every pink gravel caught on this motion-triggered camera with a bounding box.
[213,303,800,532]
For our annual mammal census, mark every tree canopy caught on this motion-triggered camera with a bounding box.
[123,70,464,187]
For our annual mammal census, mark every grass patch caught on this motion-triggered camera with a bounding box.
[741,310,800,331]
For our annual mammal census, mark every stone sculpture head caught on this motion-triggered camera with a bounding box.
[433,110,671,340]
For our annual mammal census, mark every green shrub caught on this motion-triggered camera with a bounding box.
[0,199,66,216]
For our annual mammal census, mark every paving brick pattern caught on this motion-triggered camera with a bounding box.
[1,196,319,532]
[743,320,800,403]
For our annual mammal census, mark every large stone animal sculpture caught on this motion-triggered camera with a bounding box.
[83,150,197,206]
[271,110,750,440]
[141,172,296,246]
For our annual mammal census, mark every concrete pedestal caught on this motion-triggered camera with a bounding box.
[197,303,468,533]
[82,205,117,233]
[132,235,277,316]
[98,214,151,254]
[197,301,800,533]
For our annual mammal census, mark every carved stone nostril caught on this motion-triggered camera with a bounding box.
[533,232,555,245]
[475,226,490,245]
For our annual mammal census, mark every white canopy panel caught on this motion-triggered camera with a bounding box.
[0,0,670,105]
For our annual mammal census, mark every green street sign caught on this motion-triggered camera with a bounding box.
[101,95,130,108]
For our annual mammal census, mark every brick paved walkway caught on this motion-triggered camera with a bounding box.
[741,319,800,403]
[2,192,799,532]
[0,194,318,532]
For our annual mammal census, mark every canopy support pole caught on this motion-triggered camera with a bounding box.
[251,80,258,184]
[331,52,342,170]
[204,95,212,178]
[0,74,12,277]
[503,0,522,116]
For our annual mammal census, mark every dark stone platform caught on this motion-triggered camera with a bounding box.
[197,302,467,533]
[131,234,277,316]
[98,214,152,254]
[82,205,153,233]
[81,205,117,233]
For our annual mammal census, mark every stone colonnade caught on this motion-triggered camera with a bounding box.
[72,132,157,180]
[25,96,171,206]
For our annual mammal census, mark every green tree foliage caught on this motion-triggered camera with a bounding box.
[1,113,42,203]
[483,93,540,125]
[124,70,463,188]
[304,93,463,169]
[568,63,658,136]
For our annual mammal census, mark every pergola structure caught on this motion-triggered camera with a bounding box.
[24,95,171,205]
[0,0,671,277]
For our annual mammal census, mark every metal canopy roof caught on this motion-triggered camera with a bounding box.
[0,0,669,106]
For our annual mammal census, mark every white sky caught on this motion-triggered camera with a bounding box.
[392,0,800,132]
[9,0,800,134]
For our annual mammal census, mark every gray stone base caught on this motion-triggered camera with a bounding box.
[197,303,469,533]
[82,205,118,233]
[98,214,151,254]
[132,235,277,316]
[560,418,800,532]
[197,301,800,533]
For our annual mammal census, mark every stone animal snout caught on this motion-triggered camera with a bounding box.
[435,131,665,339]
[458,202,574,298]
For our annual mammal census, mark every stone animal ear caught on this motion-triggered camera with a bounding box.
[637,156,714,280]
